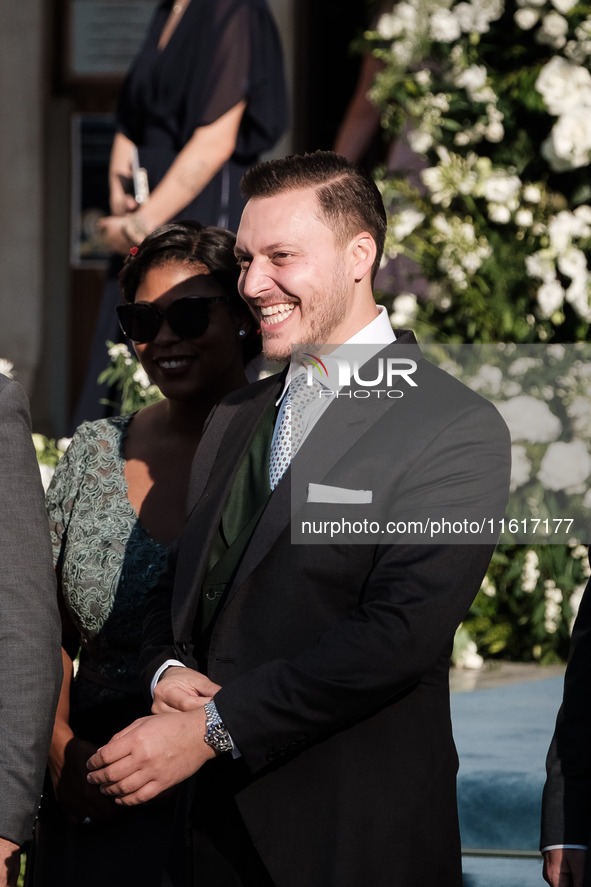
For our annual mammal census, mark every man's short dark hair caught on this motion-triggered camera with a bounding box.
[241,151,387,283]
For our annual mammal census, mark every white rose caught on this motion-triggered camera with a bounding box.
[415,69,431,88]
[548,210,589,252]
[542,110,591,171]
[503,381,524,397]
[523,184,543,203]
[390,293,418,326]
[454,638,484,670]
[574,204,591,226]
[107,342,131,359]
[483,171,522,203]
[536,57,591,115]
[133,365,152,389]
[521,549,540,593]
[565,278,591,321]
[488,203,512,224]
[551,0,576,10]
[455,65,487,96]
[537,12,569,48]
[537,280,565,316]
[496,395,562,442]
[544,581,562,634]
[455,0,503,34]
[564,39,589,66]
[376,11,405,40]
[429,8,462,42]
[515,208,534,227]
[558,246,588,280]
[510,444,532,491]
[547,344,566,360]
[470,364,504,396]
[454,130,474,147]
[526,250,556,282]
[508,357,543,375]
[481,576,496,598]
[408,129,434,155]
[515,8,540,29]
[537,439,591,490]
[486,120,505,142]
[567,396,591,438]
[392,208,425,239]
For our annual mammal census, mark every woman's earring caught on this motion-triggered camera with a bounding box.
[238,329,246,337]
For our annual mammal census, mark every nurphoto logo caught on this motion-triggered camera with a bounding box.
[302,352,418,399]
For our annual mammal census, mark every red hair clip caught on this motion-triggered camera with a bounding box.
[129,246,139,256]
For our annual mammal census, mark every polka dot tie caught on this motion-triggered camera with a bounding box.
[269,374,322,490]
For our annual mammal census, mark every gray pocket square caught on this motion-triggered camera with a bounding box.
[307,483,373,504]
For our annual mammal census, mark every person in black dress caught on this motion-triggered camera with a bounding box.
[73,0,286,427]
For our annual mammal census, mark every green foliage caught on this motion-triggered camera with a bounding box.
[465,544,589,663]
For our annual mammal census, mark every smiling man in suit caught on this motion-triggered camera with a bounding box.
[87,151,511,886]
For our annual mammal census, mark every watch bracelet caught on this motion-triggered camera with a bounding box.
[203,700,233,754]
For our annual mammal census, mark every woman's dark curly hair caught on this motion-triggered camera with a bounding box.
[119,220,261,362]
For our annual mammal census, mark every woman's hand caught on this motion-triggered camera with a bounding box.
[48,647,117,824]
[98,212,151,255]
[49,734,120,824]
[97,215,135,255]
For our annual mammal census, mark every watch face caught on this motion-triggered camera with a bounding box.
[204,718,233,754]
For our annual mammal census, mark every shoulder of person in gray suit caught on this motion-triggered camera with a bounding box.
[0,374,62,885]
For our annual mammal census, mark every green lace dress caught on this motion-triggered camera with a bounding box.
[39,416,187,887]
[46,415,169,723]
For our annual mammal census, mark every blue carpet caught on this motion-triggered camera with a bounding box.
[461,856,543,887]
[451,675,565,885]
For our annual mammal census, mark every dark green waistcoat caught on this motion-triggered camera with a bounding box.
[196,398,276,651]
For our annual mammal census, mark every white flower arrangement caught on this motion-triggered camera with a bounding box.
[362,1,591,663]
[3,342,162,493]
[421,342,591,662]
[367,0,591,344]
[32,433,71,491]
[98,341,163,415]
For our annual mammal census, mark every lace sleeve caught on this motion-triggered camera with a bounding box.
[45,423,91,569]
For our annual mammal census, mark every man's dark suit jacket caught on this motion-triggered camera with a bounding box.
[0,374,62,845]
[541,548,591,880]
[141,332,511,887]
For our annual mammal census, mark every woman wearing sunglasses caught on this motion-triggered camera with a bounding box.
[38,221,260,887]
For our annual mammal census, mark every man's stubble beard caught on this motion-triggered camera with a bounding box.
[261,264,349,363]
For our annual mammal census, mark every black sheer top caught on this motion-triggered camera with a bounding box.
[116,0,287,230]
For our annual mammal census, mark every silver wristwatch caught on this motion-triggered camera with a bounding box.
[203,701,233,755]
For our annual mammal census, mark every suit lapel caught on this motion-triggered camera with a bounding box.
[224,334,423,601]
[172,373,284,635]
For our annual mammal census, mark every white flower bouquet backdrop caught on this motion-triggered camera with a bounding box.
[364,0,591,663]
[369,0,591,344]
